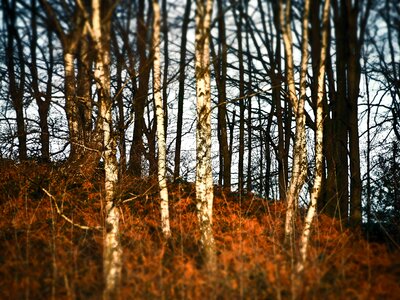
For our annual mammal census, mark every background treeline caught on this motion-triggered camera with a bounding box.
[0,0,399,244]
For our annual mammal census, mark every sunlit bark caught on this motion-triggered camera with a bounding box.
[90,0,121,298]
[195,0,216,270]
[298,0,330,271]
[153,0,171,239]
[280,0,310,245]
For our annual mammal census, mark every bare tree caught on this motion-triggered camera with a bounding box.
[231,0,246,192]
[30,0,52,162]
[174,0,192,181]
[213,0,231,189]
[3,0,27,161]
[128,0,152,176]
[280,0,310,244]
[153,0,171,239]
[298,0,330,271]
[195,0,216,270]
[40,0,103,172]
[89,0,121,297]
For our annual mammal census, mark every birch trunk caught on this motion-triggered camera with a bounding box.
[153,0,171,239]
[91,1,121,298]
[195,0,216,270]
[280,0,310,245]
[298,0,330,271]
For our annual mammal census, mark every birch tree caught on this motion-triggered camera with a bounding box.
[195,0,216,270]
[298,0,330,271]
[153,0,171,239]
[90,1,121,298]
[280,0,310,245]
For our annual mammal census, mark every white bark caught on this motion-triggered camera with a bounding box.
[280,0,310,244]
[91,0,121,298]
[153,0,171,239]
[298,0,330,272]
[195,0,216,270]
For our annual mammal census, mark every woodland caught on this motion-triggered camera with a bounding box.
[0,0,399,299]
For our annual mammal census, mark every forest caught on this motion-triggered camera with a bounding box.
[0,0,399,298]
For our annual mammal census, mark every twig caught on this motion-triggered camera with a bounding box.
[121,183,158,204]
[42,187,102,231]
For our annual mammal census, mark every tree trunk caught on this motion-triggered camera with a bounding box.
[4,0,27,161]
[270,1,288,201]
[280,0,310,245]
[90,1,121,298]
[76,31,93,145]
[321,39,340,217]
[30,0,51,162]
[113,32,127,175]
[298,0,330,271]
[245,1,252,192]
[153,0,171,239]
[347,0,370,229]
[174,0,192,180]
[64,51,81,162]
[129,0,152,176]
[161,0,169,137]
[40,0,103,172]
[195,0,216,271]
[332,0,350,225]
[215,0,231,189]
[234,1,246,193]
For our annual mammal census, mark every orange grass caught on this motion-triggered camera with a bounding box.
[0,161,399,299]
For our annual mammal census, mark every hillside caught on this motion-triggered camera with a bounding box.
[1,161,399,299]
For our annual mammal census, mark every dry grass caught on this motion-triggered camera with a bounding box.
[0,161,399,299]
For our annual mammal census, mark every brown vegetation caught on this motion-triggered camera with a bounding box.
[1,162,399,299]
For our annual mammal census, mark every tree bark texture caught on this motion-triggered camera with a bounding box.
[298,0,330,271]
[280,0,310,245]
[90,1,122,298]
[195,0,216,271]
[153,0,171,239]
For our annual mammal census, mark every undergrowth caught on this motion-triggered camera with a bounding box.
[0,161,399,299]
